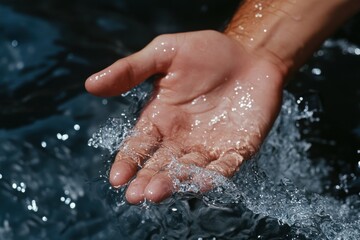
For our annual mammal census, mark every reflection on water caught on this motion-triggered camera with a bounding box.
[0,1,359,239]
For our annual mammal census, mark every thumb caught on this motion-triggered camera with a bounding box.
[85,35,176,97]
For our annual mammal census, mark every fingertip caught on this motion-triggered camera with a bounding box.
[109,162,137,188]
[84,74,96,94]
[144,174,173,203]
[125,179,146,204]
[85,67,117,97]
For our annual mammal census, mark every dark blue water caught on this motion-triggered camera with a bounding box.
[1,1,360,239]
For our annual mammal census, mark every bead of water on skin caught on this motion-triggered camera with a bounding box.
[255,3,263,10]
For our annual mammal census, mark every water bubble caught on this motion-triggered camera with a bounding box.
[41,141,47,148]
[73,124,80,131]
[42,216,48,222]
[69,202,76,209]
[0,174,2,179]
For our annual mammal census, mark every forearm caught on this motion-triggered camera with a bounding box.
[225,0,360,77]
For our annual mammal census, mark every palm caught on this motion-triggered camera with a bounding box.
[86,30,284,204]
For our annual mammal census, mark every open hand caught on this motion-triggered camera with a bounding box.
[85,30,284,204]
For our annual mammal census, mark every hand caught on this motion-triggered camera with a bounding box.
[85,30,284,204]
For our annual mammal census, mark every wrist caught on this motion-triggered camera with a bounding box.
[225,0,360,78]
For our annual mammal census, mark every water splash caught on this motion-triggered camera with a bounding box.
[88,86,150,154]
[89,90,360,239]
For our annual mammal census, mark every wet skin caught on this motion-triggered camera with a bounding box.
[85,30,284,204]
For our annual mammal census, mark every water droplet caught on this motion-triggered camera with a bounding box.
[311,68,322,75]
[355,48,360,55]
[296,97,303,104]
[65,197,71,204]
[74,124,80,131]
[29,200,38,212]
[42,216,48,222]
[41,141,47,148]
[61,134,69,141]
[11,40,18,47]
[69,202,76,209]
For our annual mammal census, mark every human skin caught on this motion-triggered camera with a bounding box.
[85,0,360,204]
